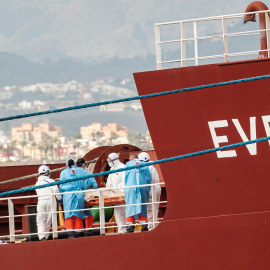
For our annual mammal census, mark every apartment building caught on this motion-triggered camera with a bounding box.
[80,123,128,141]
[11,123,62,142]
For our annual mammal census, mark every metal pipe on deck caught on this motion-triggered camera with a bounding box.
[244,1,270,58]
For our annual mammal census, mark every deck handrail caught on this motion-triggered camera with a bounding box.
[0,182,165,242]
[155,9,270,69]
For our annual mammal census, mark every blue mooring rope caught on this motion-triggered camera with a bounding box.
[0,74,269,122]
[0,135,269,197]
[0,74,270,197]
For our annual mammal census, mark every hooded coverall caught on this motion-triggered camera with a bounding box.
[82,168,98,231]
[106,160,126,233]
[147,165,161,230]
[125,159,152,226]
[35,175,62,240]
[60,166,97,236]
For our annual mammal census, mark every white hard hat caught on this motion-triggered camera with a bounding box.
[38,165,50,174]
[108,153,119,161]
[138,152,150,162]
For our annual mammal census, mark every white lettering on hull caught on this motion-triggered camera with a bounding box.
[232,117,257,155]
[262,115,270,147]
[208,120,237,158]
[208,116,269,158]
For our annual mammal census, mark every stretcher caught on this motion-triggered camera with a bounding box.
[85,195,125,207]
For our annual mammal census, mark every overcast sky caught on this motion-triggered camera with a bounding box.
[0,0,261,62]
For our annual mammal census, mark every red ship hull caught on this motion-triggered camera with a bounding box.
[1,58,270,269]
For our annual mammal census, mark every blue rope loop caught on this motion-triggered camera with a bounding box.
[0,74,269,122]
[0,135,269,198]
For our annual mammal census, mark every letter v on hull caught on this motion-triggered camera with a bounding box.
[208,116,260,158]
[232,117,257,155]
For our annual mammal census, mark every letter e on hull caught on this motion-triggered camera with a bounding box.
[208,120,237,158]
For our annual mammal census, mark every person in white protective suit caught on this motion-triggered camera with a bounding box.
[138,152,161,231]
[35,165,62,241]
[106,153,127,234]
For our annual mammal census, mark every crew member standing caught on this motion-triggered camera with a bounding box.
[60,158,97,238]
[36,165,62,241]
[125,156,152,233]
[138,152,161,231]
[76,158,98,236]
[106,153,127,234]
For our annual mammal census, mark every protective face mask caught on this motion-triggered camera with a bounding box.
[108,161,114,167]
[45,171,51,177]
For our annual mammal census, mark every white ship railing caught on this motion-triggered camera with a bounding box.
[155,10,270,69]
[0,182,166,243]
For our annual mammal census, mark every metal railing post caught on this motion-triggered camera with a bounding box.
[222,16,229,62]
[155,24,162,70]
[180,22,187,67]
[152,184,158,230]
[193,21,199,66]
[8,199,15,243]
[51,195,58,239]
[265,11,270,57]
[99,189,105,235]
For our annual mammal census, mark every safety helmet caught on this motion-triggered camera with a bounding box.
[108,153,119,162]
[38,165,50,175]
[138,152,150,162]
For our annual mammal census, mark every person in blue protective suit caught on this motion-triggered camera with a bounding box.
[60,158,97,238]
[125,156,152,233]
[76,157,98,236]
[138,152,161,231]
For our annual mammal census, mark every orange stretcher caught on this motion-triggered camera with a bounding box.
[85,195,126,207]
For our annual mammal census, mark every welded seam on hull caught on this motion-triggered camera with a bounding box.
[158,210,270,223]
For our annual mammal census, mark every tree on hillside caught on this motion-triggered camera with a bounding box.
[10,140,17,154]
[38,143,43,160]
[55,140,62,160]
[20,141,27,158]
[91,131,104,146]
[50,136,60,161]
[71,134,82,157]
[127,131,145,147]
[127,131,153,150]
[107,133,119,146]
[39,136,51,159]
[73,133,82,140]
[31,142,37,159]
[0,143,3,157]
